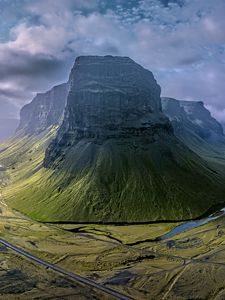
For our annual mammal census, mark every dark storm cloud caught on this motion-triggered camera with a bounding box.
[0,88,26,100]
[0,46,69,115]
[0,50,64,80]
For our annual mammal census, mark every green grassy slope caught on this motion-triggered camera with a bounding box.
[177,130,225,175]
[1,128,225,223]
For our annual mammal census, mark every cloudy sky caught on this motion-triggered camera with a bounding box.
[0,0,225,122]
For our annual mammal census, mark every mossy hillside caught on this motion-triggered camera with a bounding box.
[0,127,57,207]
[170,128,225,179]
[0,127,57,169]
[2,128,225,223]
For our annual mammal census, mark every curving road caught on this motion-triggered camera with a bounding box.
[0,238,133,300]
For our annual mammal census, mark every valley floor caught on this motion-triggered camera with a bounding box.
[1,188,225,299]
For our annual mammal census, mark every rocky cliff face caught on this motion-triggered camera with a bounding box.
[162,97,225,146]
[32,56,224,223]
[45,56,172,165]
[17,83,68,135]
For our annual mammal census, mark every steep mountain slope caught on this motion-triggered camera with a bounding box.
[162,97,225,173]
[17,83,68,135]
[0,118,19,142]
[2,56,225,223]
[162,97,225,145]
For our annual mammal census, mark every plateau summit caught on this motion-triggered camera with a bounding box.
[2,56,225,223]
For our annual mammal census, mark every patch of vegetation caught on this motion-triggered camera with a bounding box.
[1,126,225,223]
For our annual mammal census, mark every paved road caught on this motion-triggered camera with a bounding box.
[0,238,133,300]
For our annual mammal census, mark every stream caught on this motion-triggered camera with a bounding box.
[159,208,225,240]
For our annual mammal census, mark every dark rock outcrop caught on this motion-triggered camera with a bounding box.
[45,56,172,166]
[17,83,68,135]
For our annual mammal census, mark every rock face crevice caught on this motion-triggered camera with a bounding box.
[17,83,68,135]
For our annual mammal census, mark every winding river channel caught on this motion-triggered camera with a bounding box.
[159,207,225,240]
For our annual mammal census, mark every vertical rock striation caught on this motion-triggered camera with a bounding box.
[45,56,172,165]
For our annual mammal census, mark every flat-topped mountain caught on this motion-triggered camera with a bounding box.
[17,83,68,135]
[64,55,163,138]
[37,56,224,222]
[3,56,225,222]
[45,56,171,165]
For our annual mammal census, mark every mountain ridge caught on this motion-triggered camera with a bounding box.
[17,83,68,136]
[162,97,225,144]
[161,97,225,174]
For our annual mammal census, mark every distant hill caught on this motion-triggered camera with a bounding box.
[162,97,225,175]
[162,97,225,146]
[0,118,19,142]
